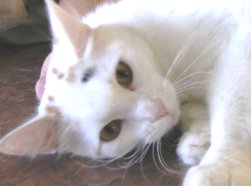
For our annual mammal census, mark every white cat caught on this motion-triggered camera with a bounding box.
[1,0,251,185]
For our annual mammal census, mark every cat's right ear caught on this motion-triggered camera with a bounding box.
[0,115,59,157]
[45,0,91,58]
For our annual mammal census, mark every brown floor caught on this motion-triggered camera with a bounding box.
[0,43,186,186]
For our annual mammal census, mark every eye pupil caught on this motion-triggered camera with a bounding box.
[116,62,133,88]
[117,69,129,78]
[100,120,122,142]
[104,125,116,134]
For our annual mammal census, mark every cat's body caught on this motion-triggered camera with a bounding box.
[1,0,251,185]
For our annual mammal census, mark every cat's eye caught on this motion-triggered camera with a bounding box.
[116,62,133,88]
[100,120,122,142]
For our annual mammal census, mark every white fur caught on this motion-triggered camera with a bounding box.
[42,25,180,158]
[1,0,251,185]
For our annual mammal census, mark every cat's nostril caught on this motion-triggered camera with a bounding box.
[152,99,169,121]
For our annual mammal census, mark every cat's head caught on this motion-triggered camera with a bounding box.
[0,0,180,160]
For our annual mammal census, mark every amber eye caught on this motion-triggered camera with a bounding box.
[100,120,122,142]
[116,62,133,88]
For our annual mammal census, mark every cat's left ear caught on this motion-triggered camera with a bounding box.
[45,0,91,58]
[0,115,59,157]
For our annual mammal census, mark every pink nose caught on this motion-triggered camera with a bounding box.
[133,98,169,122]
[152,99,169,121]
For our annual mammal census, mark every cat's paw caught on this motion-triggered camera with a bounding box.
[183,157,251,186]
[176,131,210,165]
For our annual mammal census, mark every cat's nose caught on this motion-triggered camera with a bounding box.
[133,98,169,122]
[152,99,169,121]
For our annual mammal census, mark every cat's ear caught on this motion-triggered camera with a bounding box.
[0,115,59,157]
[59,0,96,18]
[45,0,91,58]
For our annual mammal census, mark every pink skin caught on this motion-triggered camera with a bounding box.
[36,0,119,99]
[35,53,51,99]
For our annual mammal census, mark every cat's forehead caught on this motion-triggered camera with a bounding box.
[44,64,123,121]
[42,25,154,120]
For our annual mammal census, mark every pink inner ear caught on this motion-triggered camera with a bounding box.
[59,0,97,18]
[0,115,59,156]
[46,0,92,58]
[73,24,92,58]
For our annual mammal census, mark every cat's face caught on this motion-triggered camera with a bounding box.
[0,0,180,159]
[40,25,180,159]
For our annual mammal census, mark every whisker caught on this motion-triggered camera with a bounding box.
[139,145,151,183]
[156,140,167,171]
[139,143,151,162]
[157,141,172,173]
[80,145,143,170]
[157,140,180,175]
[173,30,220,84]
[120,167,129,186]
[174,71,216,87]
[152,140,166,174]
[163,30,199,82]
[176,85,206,95]
[75,159,111,169]
[162,135,179,147]
[117,144,147,169]
[174,51,211,84]
[175,80,208,92]
[75,142,150,174]
[122,144,144,160]
[164,44,190,80]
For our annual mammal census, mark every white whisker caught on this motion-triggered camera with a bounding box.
[122,144,144,160]
[138,144,151,182]
[118,144,148,169]
[157,140,180,174]
[163,30,199,82]
[175,80,208,92]
[157,141,171,173]
[152,141,166,174]
[120,167,128,186]
[176,84,206,95]
[174,30,220,84]
[75,159,111,169]
[164,44,190,80]
[174,71,216,87]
